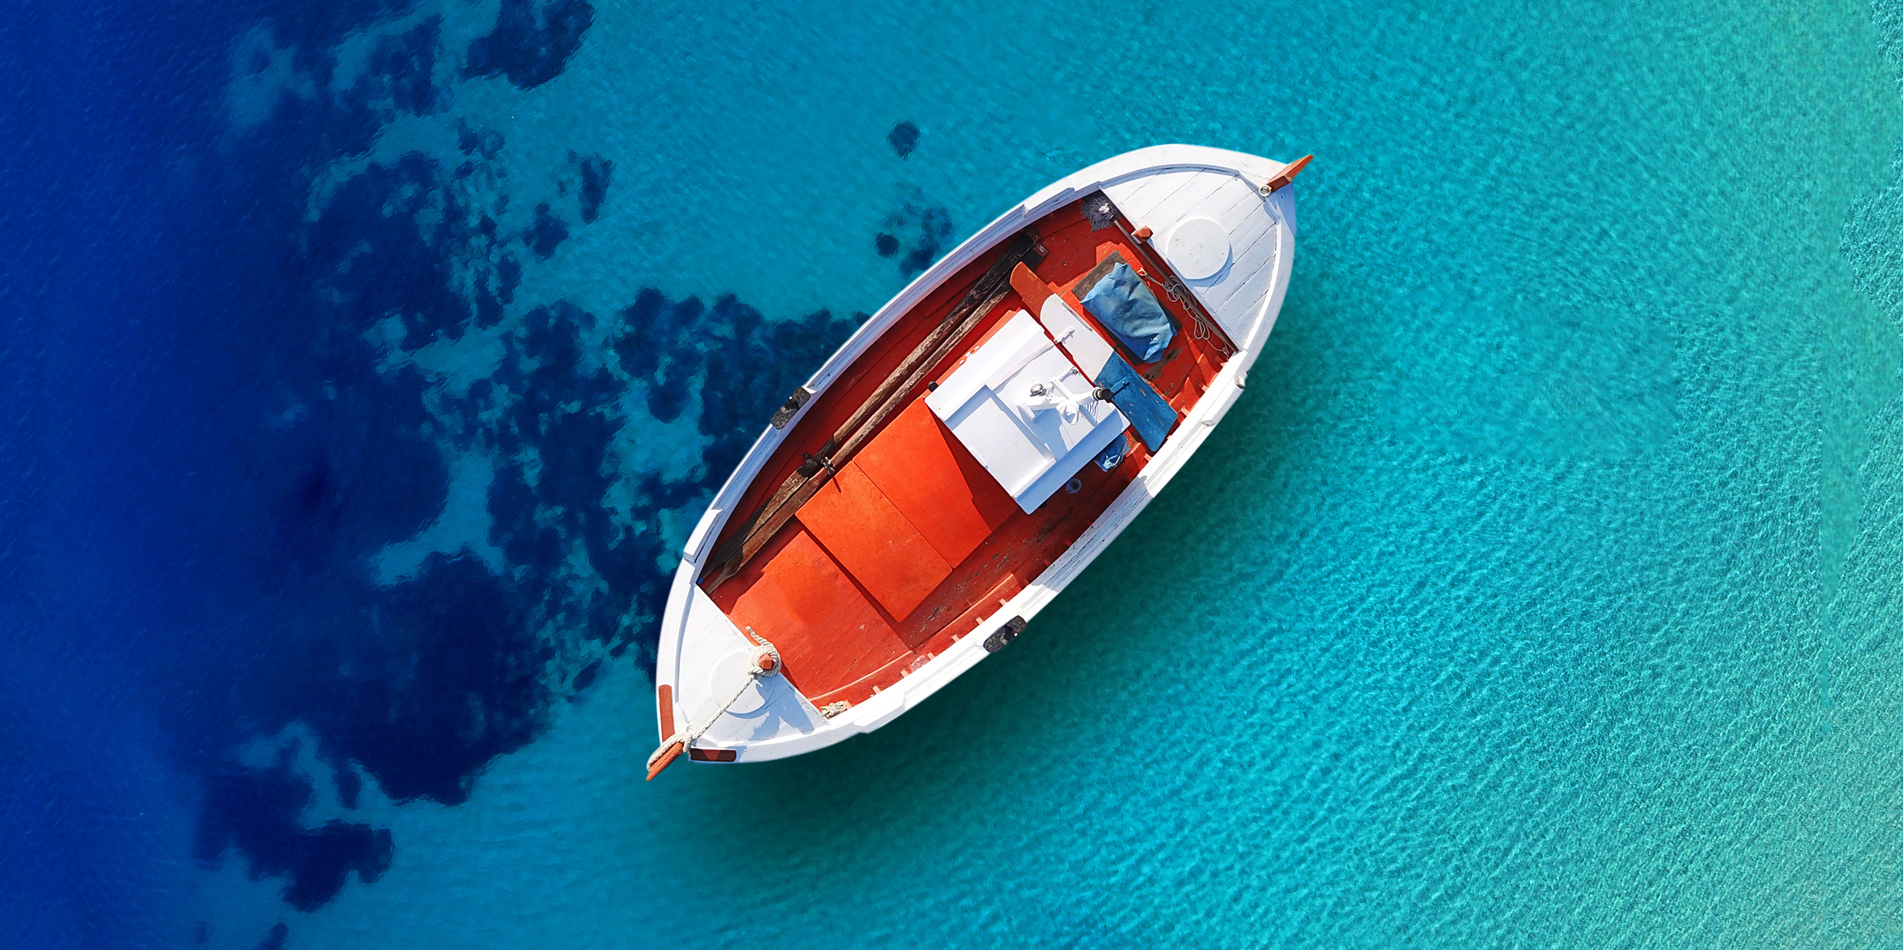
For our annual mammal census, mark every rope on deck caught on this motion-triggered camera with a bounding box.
[646,641,782,780]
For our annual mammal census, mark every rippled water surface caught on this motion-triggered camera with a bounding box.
[10,0,1903,947]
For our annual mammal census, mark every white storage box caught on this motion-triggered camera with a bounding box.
[925,311,1129,513]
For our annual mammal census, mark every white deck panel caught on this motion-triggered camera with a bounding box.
[1207,219,1283,314]
[1101,170,1191,223]
[1211,182,1278,233]
[1104,168,1284,344]
[1110,170,1230,229]
[926,312,1128,514]
[1038,296,1115,380]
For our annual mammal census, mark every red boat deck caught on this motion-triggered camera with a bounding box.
[706,196,1230,710]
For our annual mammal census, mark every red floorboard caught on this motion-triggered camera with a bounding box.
[852,400,1017,569]
[798,460,952,620]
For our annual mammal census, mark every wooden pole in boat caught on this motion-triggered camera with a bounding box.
[827,235,1039,457]
[705,237,1038,587]
[703,233,1044,588]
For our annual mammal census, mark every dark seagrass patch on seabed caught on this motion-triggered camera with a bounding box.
[877,122,954,278]
[572,151,614,222]
[192,756,393,911]
[888,120,919,158]
[881,188,954,279]
[173,0,862,925]
[464,0,595,89]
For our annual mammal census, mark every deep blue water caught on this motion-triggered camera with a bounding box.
[9,0,1903,947]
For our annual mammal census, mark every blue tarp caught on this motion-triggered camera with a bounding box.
[1098,353,1176,451]
[1079,261,1174,363]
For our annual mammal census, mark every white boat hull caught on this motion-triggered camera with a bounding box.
[655,145,1300,764]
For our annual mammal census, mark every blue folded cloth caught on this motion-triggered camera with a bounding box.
[1079,261,1174,363]
[1097,353,1176,451]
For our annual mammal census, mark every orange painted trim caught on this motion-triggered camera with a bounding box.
[689,748,738,762]
[1266,154,1312,192]
[1008,261,1053,312]
[646,740,684,781]
[657,683,675,744]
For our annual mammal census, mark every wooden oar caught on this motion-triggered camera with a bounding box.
[704,232,1043,588]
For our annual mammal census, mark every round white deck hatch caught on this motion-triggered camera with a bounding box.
[1164,217,1231,280]
[705,648,770,716]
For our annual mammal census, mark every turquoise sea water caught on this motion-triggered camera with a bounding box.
[16,0,1903,946]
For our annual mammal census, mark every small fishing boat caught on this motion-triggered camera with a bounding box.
[648,145,1307,777]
